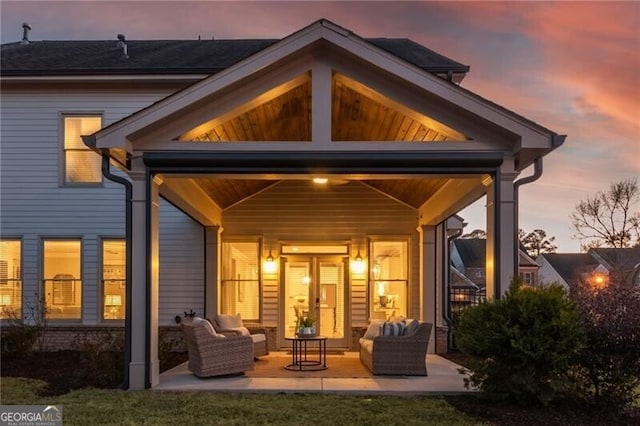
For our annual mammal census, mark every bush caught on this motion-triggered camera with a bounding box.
[0,294,50,357]
[569,279,640,411]
[454,281,584,406]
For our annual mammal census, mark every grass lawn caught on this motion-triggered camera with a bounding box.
[1,377,480,426]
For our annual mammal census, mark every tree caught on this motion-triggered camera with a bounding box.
[461,229,486,239]
[519,229,557,258]
[570,178,640,251]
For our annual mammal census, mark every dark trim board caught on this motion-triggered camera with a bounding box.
[143,151,504,174]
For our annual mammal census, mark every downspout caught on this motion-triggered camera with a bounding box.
[512,135,565,281]
[513,158,543,279]
[443,227,462,351]
[101,152,133,390]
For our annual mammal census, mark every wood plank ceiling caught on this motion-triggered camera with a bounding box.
[180,74,468,209]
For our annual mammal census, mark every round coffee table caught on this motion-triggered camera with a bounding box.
[284,336,327,371]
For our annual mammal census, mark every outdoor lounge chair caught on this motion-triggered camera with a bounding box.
[211,314,269,357]
[359,320,433,375]
[180,318,254,377]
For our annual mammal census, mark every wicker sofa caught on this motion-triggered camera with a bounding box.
[359,320,433,375]
[211,314,269,357]
[180,319,254,377]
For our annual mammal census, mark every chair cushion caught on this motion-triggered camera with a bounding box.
[228,326,251,336]
[402,319,420,336]
[363,319,384,339]
[251,333,266,343]
[215,313,243,329]
[381,321,405,336]
[359,337,374,353]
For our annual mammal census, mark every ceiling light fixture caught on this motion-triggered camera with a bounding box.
[312,177,328,184]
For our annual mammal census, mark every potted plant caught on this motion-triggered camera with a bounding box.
[298,317,316,336]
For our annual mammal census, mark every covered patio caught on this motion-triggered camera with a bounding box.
[85,19,564,389]
[157,352,470,394]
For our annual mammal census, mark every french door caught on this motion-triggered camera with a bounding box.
[281,255,349,349]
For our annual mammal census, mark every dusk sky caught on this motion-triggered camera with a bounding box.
[2,1,638,252]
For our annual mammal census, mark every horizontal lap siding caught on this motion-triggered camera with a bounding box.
[0,89,171,325]
[159,200,205,326]
[222,180,419,326]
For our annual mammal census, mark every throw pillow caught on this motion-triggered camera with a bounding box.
[192,316,217,337]
[363,319,384,339]
[381,321,405,336]
[215,313,243,329]
[402,319,420,336]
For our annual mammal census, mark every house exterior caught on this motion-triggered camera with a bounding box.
[0,19,565,389]
[538,247,640,290]
[450,238,540,287]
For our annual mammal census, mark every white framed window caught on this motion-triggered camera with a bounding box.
[369,240,409,320]
[62,115,102,184]
[43,240,82,320]
[0,240,22,319]
[102,239,126,320]
[220,241,260,322]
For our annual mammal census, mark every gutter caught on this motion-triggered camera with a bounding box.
[101,152,133,390]
[512,135,565,277]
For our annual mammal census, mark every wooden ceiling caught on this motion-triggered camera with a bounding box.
[181,74,467,209]
[184,73,466,143]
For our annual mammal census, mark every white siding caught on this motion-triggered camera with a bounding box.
[159,200,205,326]
[0,88,174,324]
[222,180,420,328]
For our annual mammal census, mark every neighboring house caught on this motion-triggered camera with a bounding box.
[0,19,564,389]
[450,238,539,288]
[538,247,640,291]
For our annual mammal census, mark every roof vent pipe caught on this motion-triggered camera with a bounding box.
[21,23,31,44]
[116,34,128,59]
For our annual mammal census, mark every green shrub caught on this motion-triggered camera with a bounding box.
[454,281,584,406]
[569,279,640,411]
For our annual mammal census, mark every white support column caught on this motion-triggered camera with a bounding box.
[129,171,147,390]
[129,170,161,389]
[148,175,161,387]
[204,226,222,320]
[312,60,332,147]
[486,160,519,298]
[420,225,437,353]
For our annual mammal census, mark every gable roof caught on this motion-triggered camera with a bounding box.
[453,238,486,268]
[589,247,640,272]
[538,253,598,284]
[0,37,469,79]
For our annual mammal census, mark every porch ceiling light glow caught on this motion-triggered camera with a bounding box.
[312,177,328,184]
[263,251,277,274]
[352,251,366,274]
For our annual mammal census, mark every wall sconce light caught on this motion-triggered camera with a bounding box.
[264,250,277,274]
[352,250,366,274]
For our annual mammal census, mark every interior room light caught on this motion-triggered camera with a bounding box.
[312,177,328,184]
[352,250,366,274]
[264,251,277,274]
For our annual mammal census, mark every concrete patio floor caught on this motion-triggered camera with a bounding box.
[156,352,472,395]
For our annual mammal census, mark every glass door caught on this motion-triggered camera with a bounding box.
[282,256,348,349]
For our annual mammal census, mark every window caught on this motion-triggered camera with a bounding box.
[0,240,22,319]
[102,240,125,320]
[519,271,534,286]
[63,115,102,184]
[369,240,408,320]
[43,240,81,320]
[221,242,260,322]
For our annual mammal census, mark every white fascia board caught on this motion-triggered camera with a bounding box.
[92,22,333,150]
[319,27,560,149]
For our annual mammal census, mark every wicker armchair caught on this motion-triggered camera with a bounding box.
[211,314,269,357]
[359,321,433,375]
[180,320,254,377]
